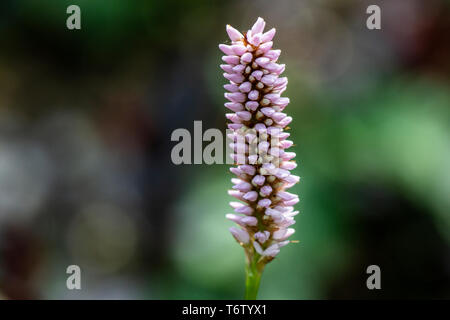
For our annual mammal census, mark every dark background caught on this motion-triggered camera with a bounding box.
[0,0,449,299]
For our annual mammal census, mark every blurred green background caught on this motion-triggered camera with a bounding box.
[0,0,449,299]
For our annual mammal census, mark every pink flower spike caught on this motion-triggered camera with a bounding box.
[221,18,300,283]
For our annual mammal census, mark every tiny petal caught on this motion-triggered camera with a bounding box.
[239,164,256,175]
[271,111,285,121]
[232,64,246,73]
[261,28,276,43]
[252,175,265,186]
[280,161,297,170]
[243,191,258,202]
[254,231,269,244]
[253,241,264,255]
[251,70,263,81]
[245,101,259,111]
[239,82,252,93]
[225,102,244,112]
[248,33,262,46]
[258,41,273,53]
[240,52,253,64]
[224,73,245,84]
[232,44,247,55]
[281,152,296,161]
[258,198,271,208]
[219,44,234,55]
[280,140,293,149]
[237,111,252,121]
[222,55,240,65]
[224,83,239,92]
[263,244,280,257]
[284,198,300,206]
[233,181,252,192]
[226,213,243,224]
[248,154,258,164]
[251,17,266,35]
[241,216,258,226]
[225,92,246,102]
[278,116,292,127]
[228,190,244,200]
[226,24,243,41]
[229,227,250,244]
[258,141,270,153]
[255,57,270,66]
[260,185,273,197]
[228,123,243,130]
[261,74,277,85]
[264,49,281,61]
[260,107,276,117]
[248,90,259,101]
[220,64,234,73]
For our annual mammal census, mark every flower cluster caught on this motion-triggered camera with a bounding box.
[220,17,299,263]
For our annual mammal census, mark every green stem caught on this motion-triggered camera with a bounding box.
[245,254,263,300]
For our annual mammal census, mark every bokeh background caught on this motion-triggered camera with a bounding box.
[0,0,449,299]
